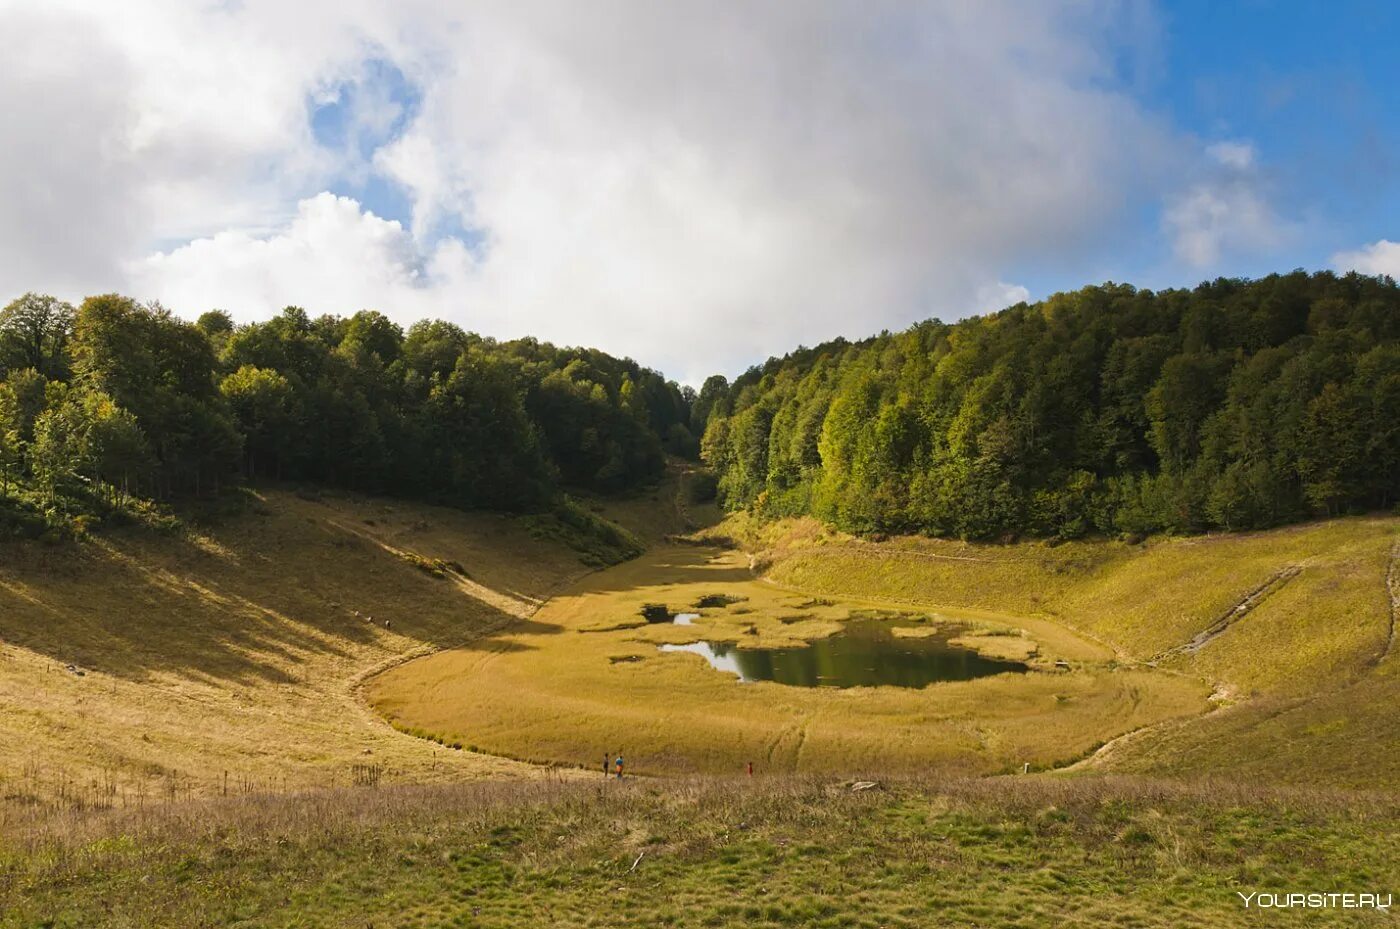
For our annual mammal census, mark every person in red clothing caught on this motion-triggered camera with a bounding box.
[747,761,753,777]
[614,752,625,779]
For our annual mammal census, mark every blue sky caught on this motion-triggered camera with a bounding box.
[1014,0,1400,301]
[4,2,1398,384]
[309,59,420,233]
[309,57,488,260]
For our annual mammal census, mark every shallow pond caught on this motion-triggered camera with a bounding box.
[659,618,1027,688]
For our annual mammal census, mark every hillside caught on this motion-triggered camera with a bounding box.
[5,3,1400,922]
[1,469,1396,927]
[367,509,1397,788]
[5,479,1388,803]
[698,271,1400,541]
[723,513,1400,788]
[369,541,1210,778]
[2,276,1398,926]
[0,481,684,804]
[1,293,696,542]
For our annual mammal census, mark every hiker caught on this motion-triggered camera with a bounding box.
[747,761,753,777]
[602,753,610,777]
[615,752,625,779]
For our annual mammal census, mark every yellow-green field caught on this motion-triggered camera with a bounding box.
[368,543,1210,777]
[5,470,1392,802]
[720,513,1400,788]
[371,511,1398,787]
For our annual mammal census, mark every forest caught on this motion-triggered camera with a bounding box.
[699,271,1400,539]
[0,294,694,537]
[4,270,1398,542]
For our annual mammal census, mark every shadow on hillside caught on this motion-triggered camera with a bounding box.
[557,544,755,600]
[0,510,564,686]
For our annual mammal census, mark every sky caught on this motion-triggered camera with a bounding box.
[1,1,1398,385]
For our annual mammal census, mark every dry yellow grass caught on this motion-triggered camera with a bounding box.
[706,512,1400,788]
[369,544,1210,777]
[0,487,613,803]
[368,507,1396,787]
[573,458,722,544]
[3,462,1394,802]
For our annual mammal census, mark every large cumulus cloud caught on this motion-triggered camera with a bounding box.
[0,1,1260,382]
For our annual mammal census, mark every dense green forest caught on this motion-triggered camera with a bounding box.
[0,294,695,537]
[699,271,1400,540]
[5,271,1398,543]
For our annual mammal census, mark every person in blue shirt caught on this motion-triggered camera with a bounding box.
[614,752,625,779]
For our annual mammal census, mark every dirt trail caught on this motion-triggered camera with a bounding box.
[1066,542,1400,775]
[1056,719,1167,773]
[1054,681,1236,774]
[1152,565,1301,661]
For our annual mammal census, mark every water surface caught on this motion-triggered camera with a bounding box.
[660,618,1027,688]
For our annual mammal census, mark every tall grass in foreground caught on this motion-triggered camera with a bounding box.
[8,773,1395,853]
[4,775,1397,928]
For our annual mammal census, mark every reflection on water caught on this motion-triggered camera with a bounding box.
[659,618,1027,688]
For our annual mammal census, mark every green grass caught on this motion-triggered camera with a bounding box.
[521,497,645,568]
[4,775,1395,928]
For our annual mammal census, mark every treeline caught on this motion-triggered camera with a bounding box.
[0,294,696,534]
[700,271,1400,540]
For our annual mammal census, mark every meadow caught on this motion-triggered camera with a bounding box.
[369,544,1208,777]
[734,515,1399,788]
[371,511,1397,787]
[1,476,1396,927]
[4,774,1396,928]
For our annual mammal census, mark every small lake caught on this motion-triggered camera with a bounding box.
[659,618,1027,689]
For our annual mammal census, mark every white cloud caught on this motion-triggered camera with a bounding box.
[129,193,432,319]
[974,281,1033,314]
[1163,138,1286,268]
[1332,240,1400,278]
[1206,141,1256,170]
[0,0,378,297]
[1163,184,1281,267]
[1,1,1203,382]
[0,7,144,297]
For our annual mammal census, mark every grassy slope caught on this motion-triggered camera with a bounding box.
[4,776,1395,928]
[0,486,647,803]
[1,479,1397,925]
[733,514,1400,788]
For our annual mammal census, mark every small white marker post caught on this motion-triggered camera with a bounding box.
[1022,762,1030,774]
